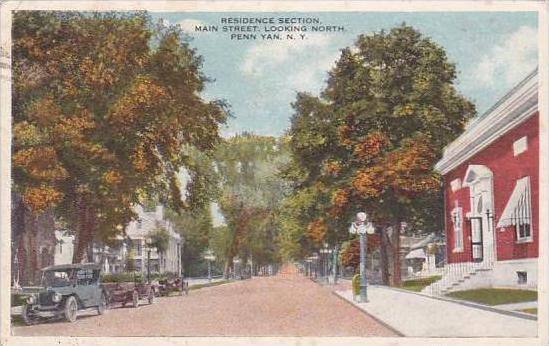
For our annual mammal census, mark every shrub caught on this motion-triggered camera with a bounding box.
[101,272,144,283]
[101,271,181,283]
[11,293,29,307]
[352,273,361,296]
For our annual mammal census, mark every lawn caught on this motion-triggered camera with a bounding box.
[400,275,442,292]
[446,288,537,306]
[189,280,231,290]
[520,308,538,315]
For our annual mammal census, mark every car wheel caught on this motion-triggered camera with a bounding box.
[132,290,139,308]
[97,292,107,315]
[64,296,78,323]
[148,290,154,305]
[21,305,36,325]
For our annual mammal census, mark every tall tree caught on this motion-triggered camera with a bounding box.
[12,12,227,263]
[214,134,290,278]
[165,207,213,276]
[286,25,475,285]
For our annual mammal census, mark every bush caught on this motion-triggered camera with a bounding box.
[101,271,181,283]
[352,274,360,296]
[101,272,143,283]
[11,293,29,307]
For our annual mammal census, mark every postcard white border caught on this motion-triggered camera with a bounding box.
[1,1,547,346]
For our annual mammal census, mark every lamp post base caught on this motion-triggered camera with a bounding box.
[360,285,368,303]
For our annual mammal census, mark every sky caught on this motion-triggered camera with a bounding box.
[151,11,538,138]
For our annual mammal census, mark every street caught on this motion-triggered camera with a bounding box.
[12,268,397,337]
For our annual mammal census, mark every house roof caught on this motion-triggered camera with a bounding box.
[435,68,538,175]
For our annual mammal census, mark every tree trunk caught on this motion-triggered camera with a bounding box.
[379,227,390,285]
[28,215,38,284]
[391,221,402,287]
[223,257,233,279]
[72,194,95,264]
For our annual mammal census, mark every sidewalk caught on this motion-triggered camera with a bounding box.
[335,286,537,337]
[493,301,537,311]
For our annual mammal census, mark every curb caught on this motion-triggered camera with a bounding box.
[381,285,537,321]
[331,291,405,337]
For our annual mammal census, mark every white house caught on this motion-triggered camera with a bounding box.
[124,205,183,275]
[52,204,183,275]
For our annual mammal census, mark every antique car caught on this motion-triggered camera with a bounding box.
[102,280,155,308]
[154,277,189,297]
[20,263,108,325]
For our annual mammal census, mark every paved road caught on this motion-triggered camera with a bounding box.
[13,268,396,337]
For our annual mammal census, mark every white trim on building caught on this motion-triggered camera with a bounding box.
[435,69,538,175]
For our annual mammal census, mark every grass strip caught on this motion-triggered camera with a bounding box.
[400,275,442,292]
[189,280,231,290]
[446,288,537,306]
[520,308,537,315]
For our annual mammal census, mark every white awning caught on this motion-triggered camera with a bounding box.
[405,248,426,259]
[497,176,531,228]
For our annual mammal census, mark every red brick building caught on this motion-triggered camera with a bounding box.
[425,69,538,294]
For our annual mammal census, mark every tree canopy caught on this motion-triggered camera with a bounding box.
[280,25,475,284]
[213,133,290,277]
[12,11,227,262]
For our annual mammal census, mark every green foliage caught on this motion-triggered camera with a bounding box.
[189,280,230,290]
[12,11,227,261]
[401,275,441,292]
[213,134,290,275]
[147,228,170,254]
[284,24,476,262]
[352,274,361,296]
[446,288,537,306]
[11,293,29,307]
[101,271,179,283]
[165,206,213,276]
[125,247,136,272]
[101,272,143,283]
[277,186,322,260]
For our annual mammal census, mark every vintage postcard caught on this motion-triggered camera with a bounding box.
[0,1,547,346]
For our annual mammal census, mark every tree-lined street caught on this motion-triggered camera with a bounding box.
[8,9,539,339]
[13,267,397,337]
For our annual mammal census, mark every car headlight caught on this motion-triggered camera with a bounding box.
[52,292,62,303]
[26,295,36,305]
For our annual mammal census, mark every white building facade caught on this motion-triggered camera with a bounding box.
[52,205,183,275]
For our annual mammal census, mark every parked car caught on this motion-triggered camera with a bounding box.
[20,263,108,325]
[102,280,155,308]
[154,277,189,297]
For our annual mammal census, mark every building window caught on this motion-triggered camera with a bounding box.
[450,179,462,192]
[513,136,528,156]
[517,271,527,285]
[497,176,533,243]
[451,206,463,252]
[517,223,531,241]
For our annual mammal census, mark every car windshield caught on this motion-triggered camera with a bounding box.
[41,269,73,287]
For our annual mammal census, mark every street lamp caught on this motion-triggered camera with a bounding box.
[349,211,375,302]
[204,249,216,283]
